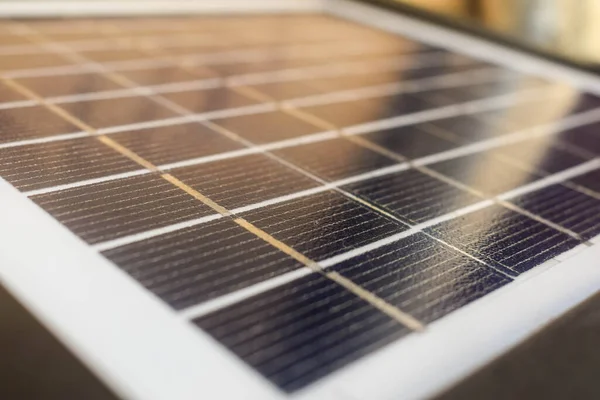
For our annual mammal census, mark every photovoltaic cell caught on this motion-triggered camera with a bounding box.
[169,153,320,209]
[509,184,600,241]
[245,81,325,101]
[274,138,397,181]
[474,98,573,132]
[117,65,219,86]
[206,58,326,78]
[195,273,410,392]
[427,152,543,196]
[31,174,214,244]
[569,169,600,194]
[423,115,503,143]
[306,72,406,93]
[78,48,150,63]
[332,233,511,323]
[300,93,433,128]
[242,191,408,261]
[159,86,262,114]
[363,124,460,159]
[0,106,80,143]
[342,169,482,224]
[59,95,179,129]
[424,205,579,275]
[0,81,30,103]
[110,122,244,165]
[557,124,600,156]
[103,218,304,310]
[0,52,75,71]
[0,137,140,191]
[15,72,126,97]
[212,110,323,144]
[494,138,591,175]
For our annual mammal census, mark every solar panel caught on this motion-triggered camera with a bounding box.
[0,5,599,400]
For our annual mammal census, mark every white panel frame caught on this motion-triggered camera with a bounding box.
[0,2,598,400]
[0,1,325,17]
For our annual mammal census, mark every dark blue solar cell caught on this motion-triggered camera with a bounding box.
[363,124,459,159]
[332,233,511,323]
[274,138,397,181]
[241,191,408,261]
[495,138,590,175]
[342,169,481,224]
[195,273,409,392]
[299,93,433,128]
[424,205,580,275]
[426,152,543,196]
[556,123,600,156]
[569,169,600,194]
[424,115,503,143]
[510,184,600,241]
[103,218,303,310]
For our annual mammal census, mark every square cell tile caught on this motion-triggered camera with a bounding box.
[424,115,503,143]
[212,110,322,144]
[0,105,80,143]
[556,124,600,156]
[245,81,324,101]
[170,153,320,209]
[332,233,511,323]
[495,138,590,175]
[103,218,304,310]
[118,65,218,86]
[274,138,397,181]
[195,272,408,392]
[16,72,126,98]
[0,52,75,71]
[569,169,600,194]
[59,96,178,129]
[427,152,543,196]
[242,190,408,261]
[510,184,600,241]
[363,124,460,159]
[0,137,140,191]
[110,122,243,166]
[160,86,261,114]
[424,205,580,275]
[0,81,30,103]
[79,49,150,63]
[300,93,433,128]
[343,169,482,224]
[31,174,214,244]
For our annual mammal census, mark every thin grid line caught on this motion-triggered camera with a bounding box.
[8,21,428,333]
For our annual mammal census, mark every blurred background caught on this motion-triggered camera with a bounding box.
[4,0,600,67]
[387,0,600,67]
